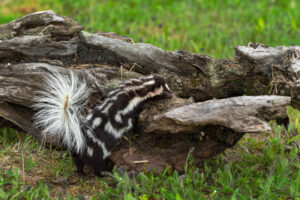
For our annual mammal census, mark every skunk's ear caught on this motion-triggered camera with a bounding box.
[165,84,170,91]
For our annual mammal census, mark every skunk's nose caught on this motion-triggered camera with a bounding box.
[168,92,175,98]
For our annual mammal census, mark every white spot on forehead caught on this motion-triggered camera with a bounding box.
[92,117,102,129]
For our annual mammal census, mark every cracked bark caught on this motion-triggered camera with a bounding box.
[0,11,298,173]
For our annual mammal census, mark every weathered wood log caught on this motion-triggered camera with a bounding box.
[0,11,298,173]
[111,95,290,173]
[1,11,299,104]
[143,95,290,134]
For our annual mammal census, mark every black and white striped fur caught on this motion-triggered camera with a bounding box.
[33,72,173,176]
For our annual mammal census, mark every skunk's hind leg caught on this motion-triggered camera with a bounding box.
[71,152,85,175]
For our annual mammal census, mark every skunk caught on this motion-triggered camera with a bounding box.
[33,72,173,176]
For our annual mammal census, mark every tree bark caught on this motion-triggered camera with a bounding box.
[0,10,298,173]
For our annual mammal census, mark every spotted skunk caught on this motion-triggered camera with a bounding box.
[33,72,173,176]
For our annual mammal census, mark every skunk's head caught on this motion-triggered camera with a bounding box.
[147,76,174,99]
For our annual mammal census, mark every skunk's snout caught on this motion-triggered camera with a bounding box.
[163,91,174,98]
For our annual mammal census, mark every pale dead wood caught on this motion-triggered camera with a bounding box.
[0,10,298,173]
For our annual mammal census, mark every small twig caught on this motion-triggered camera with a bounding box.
[38,25,50,36]
[267,64,277,94]
[256,81,266,88]
[271,64,278,93]
[132,160,149,164]
[122,136,129,141]
[122,136,133,155]
[73,51,77,64]
[129,63,142,71]
[120,65,123,81]
[280,74,293,87]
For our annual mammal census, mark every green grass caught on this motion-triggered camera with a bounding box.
[0,0,299,58]
[0,107,299,199]
[98,107,300,199]
[0,1,300,199]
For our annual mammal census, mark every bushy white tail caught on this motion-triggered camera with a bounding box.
[33,72,90,153]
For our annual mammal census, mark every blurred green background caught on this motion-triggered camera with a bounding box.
[0,0,299,58]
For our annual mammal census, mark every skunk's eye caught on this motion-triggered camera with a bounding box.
[150,85,156,92]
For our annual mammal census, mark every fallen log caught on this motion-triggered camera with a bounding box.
[111,95,290,173]
[0,10,298,173]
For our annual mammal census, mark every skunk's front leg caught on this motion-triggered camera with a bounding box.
[92,157,108,177]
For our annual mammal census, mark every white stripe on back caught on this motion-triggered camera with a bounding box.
[86,113,93,121]
[98,79,155,116]
[114,95,148,123]
[102,102,113,114]
[86,130,111,159]
[92,117,102,129]
[104,118,133,139]
[87,146,94,157]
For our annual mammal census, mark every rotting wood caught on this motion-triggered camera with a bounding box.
[0,10,298,173]
[1,11,299,103]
